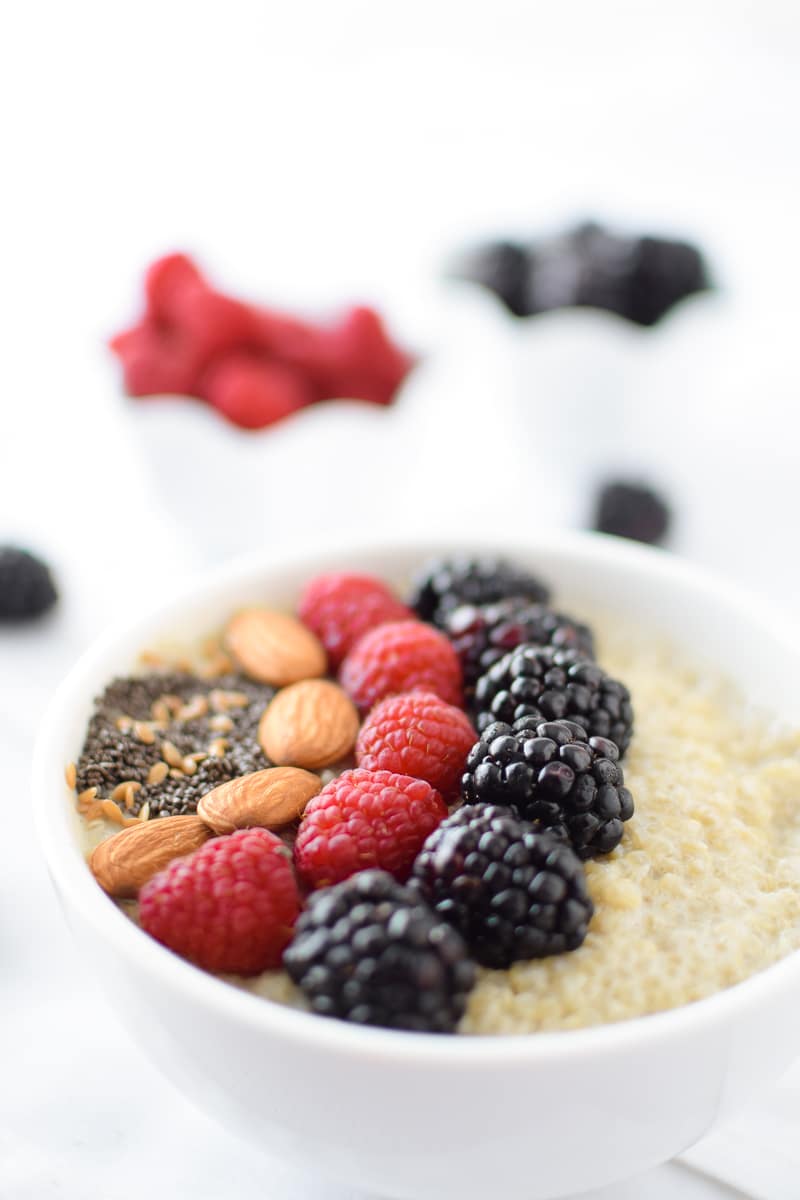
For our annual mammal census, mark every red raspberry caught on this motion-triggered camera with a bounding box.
[294,768,446,889]
[202,353,312,429]
[144,253,206,321]
[109,318,201,396]
[139,828,300,975]
[356,691,476,797]
[298,572,412,669]
[339,620,463,714]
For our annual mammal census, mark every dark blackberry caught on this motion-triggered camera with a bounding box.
[409,557,550,628]
[473,644,634,755]
[625,235,709,327]
[454,240,530,317]
[411,804,593,968]
[284,870,475,1033]
[525,222,709,325]
[75,672,274,817]
[443,597,595,699]
[462,718,634,858]
[593,480,671,545]
[0,546,57,621]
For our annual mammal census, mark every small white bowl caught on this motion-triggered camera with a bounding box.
[33,533,800,1200]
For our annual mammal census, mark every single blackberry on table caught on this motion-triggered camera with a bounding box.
[284,870,475,1033]
[462,718,634,858]
[473,643,634,755]
[443,597,595,698]
[593,480,671,545]
[411,804,593,968]
[0,546,57,621]
[409,557,550,627]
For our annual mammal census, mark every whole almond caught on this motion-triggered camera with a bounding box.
[225,608,327,686]
[259,679,360,770]
[197,766,322,833]
[89,815,211,898]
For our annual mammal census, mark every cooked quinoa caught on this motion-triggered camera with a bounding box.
[77,623,800,1034]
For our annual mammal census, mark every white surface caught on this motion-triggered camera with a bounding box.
[3,0,800,1196]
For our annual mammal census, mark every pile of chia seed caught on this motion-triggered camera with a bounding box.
[75,672,275,818]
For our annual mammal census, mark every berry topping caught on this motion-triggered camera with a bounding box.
[0,546,58,621]
[139,827,300,975]
[109,255,414,428]
[457,222,710,326]
[473,644,634,755]
[339,620,463,714]
[411,804,593,968]
[443,597,595,698]
[409,557,550,627]
[294,768,447,890]
[298,572,412,669]
[593,480,672,545]
[201,353,312,429]
[284,870,475,1032]
[462,717,634,857]
[356,691,476,797]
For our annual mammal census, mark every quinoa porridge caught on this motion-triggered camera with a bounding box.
[70,567,800,1036]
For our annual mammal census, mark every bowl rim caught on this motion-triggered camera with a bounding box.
[33,530,800,1065]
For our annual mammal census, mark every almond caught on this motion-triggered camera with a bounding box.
[224,608,327,687]
[197,766,322,833]
[89,815,211,898]
[258,679,360,770]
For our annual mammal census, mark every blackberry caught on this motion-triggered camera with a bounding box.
[625,235,709,328]
[284,870,475,1033]
[593,480,671,545]
[462,718,634,857]
[409,557,550,628]
[473,644,634,755]
[411,804,593,968]
[443,597,595,698]
[0,546,57,621]
[459,222,709,326]
[454,240,530,317]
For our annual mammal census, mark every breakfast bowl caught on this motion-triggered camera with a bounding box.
[33,533,800,1200]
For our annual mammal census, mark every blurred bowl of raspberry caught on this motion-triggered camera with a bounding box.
[109,253,418,557]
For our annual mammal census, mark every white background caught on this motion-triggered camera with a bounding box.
[2,1,800,1196]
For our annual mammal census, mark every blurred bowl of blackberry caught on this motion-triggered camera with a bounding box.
[452,221,711,327]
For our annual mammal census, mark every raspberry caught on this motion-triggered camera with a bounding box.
[356,692,476,797]
[294,768,447,890]
[109,318,200,397]
[202,354,312,430]
[297,572,412,669]
[170,286,257,362]
[144,253,206,321]
[139,827,300,975]
[339,620,463,714]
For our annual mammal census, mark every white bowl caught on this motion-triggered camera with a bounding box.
[33,533,800,1200]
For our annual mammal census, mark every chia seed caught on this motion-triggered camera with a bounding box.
[75,672,275,818]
